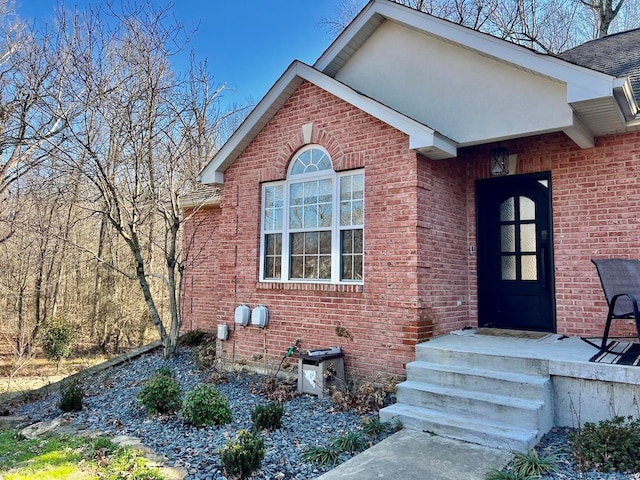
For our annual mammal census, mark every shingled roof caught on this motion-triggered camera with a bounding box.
[559,28,640,103]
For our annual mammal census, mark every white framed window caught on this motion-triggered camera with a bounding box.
[260,145,364,284]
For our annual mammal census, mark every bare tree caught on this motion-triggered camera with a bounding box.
[322,0,640,53]
[580,0,625,36]
[0,0,73,242]
[49,1,224,359]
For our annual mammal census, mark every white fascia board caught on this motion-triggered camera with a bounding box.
[315,0,380,75]
[199,61,457,184]
[317,0,617,104]
[198,63,304,185]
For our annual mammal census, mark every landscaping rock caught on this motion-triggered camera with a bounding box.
[0,415,29,430]
[14,347,378,479]
[20,417,69,439]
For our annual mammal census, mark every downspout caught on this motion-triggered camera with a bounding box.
[613,78,640,127]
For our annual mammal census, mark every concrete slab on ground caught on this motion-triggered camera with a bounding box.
[316,430,512,480]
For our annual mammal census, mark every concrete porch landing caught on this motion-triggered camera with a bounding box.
[426,331,640,388]
[380,332,640,453]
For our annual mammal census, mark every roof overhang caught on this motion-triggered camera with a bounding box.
[315,0,639,145]
[198,61,456,185]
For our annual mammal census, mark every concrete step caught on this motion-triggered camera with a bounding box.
[379,403,540,453]
[396,380,549,430]
[406,360,551,400]
[415,342,548,376]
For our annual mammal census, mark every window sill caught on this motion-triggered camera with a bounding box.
[256,282,363,293]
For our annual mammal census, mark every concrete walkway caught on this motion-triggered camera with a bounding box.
[316,430,512,480]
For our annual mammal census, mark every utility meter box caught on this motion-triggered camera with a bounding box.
[217,323,229,340]
[234,304,250,326]
[297,351,345,398]
[251,305,269,328]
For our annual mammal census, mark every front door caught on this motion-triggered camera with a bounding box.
[476,172,555,332]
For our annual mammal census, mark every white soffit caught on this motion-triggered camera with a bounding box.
[198,61,456,185]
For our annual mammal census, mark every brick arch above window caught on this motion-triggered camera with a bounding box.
[265,127,345,182]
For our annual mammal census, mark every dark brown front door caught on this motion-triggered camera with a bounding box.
[476,172,555,332]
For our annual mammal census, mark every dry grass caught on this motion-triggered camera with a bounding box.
[0,353,112,397]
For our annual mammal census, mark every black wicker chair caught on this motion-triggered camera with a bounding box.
[588,259,640,350]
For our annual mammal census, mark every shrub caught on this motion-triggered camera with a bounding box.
[41,314,75,363]
[331,431,366,453]
[137,369,182,415]
[194,340,217,369]
[300,444,340,467]
[250,402,284,431]
[58,381,84,412]
[219,429,265,479]
[255,376,298,402]
[511,449,560,477]
[181,384,231,427]
[361,417,390,440]
[570,416,640,472]
[155,364,174,378]
[330,378,385,414]
[178,329,209,347]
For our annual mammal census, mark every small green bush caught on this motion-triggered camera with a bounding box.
[58,381,84,412]
[219,429,265,479]
[137,369,182,415]
[570,416,640,472]
[41,314,75,363]
[512,449,560,477]
[331,431,366,453]
[181,384,231,427]
[250,402,284,431]
[361,417,393,441]
[300,444,340,467]
[155,364,174,378]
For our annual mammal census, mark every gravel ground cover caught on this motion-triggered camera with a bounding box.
[14,347,384,480]
[13,346,640,480]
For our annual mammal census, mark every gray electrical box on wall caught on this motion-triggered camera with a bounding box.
[217,323,229,340]
[234,304,250,326]
[251,305,269,328]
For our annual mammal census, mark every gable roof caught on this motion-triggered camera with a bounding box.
[559,28,640,111]
[198,61,456,184]
[199,0,639,185]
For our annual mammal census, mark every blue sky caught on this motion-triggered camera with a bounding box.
[16,1,352,108]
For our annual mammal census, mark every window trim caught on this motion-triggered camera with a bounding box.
[259,146,364,285]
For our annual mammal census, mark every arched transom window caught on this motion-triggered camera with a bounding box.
[260,145,364,283]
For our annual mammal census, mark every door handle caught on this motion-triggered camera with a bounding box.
[540,246,547,288]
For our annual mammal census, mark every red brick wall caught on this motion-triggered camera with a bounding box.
[183,81,640,380]
[182,82,472,379]
[463,131,640,338]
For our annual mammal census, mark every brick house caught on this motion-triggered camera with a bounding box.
[182,0,640,380]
